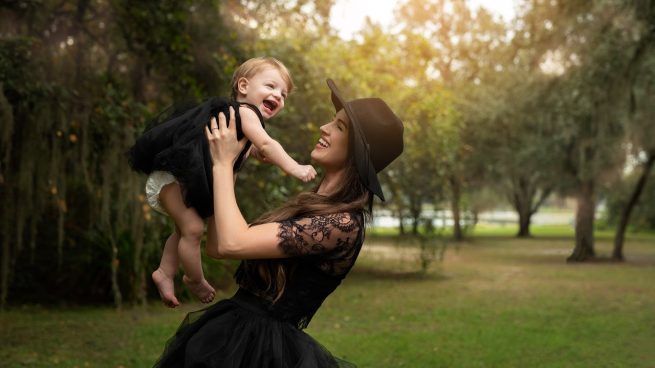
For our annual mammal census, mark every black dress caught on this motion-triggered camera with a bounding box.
[128,98,264,218]
[154,212,365,368]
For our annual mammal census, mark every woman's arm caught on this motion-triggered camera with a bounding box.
[239,106,316,182]
[205,108,360,260]
[205,107,287,259]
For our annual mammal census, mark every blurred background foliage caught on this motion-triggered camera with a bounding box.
[1,0,654,308]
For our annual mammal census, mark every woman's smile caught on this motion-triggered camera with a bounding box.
[316,137,330,149]
[311,109,349,170]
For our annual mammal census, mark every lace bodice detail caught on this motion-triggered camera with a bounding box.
[277,212,362,276]
[235,211,365,329]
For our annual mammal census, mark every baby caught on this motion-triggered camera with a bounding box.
[128,57,316,307]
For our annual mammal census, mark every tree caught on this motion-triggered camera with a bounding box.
[0,0,249,308]
[548,0,652,261]
[610,0,655,260]
[0,0,345,307]
[463,63,560,238]
[396,0,507,240]
[497,0,650,260]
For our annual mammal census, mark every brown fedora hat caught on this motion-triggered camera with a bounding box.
[326,79,404,201]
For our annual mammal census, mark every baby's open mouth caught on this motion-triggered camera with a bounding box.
[263,100,278,111]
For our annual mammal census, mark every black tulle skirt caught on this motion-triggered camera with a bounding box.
[127,98,263,218]
[154,289,355,368]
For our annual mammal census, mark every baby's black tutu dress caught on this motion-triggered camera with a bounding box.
[153,212,365,368]
[128,98,264,218]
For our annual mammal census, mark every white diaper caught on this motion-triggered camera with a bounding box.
[145,171,178,215]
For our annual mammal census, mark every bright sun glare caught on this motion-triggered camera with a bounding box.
[330,0,517,40]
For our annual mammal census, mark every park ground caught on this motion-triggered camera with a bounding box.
[1,225,654,367]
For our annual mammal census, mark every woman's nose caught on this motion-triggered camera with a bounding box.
[319,124,329,134]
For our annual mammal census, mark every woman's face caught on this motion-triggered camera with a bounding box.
[311,109,350,171]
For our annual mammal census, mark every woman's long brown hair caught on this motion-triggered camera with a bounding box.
[243,150,372,303]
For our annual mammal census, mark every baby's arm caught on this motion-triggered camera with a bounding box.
[239,106,316,182]
[248,146,268,163]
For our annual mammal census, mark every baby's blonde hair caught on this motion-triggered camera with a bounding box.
[230,57,294,100]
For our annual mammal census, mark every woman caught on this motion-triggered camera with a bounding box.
[154,79,404,367]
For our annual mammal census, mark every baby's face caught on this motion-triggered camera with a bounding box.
[236,67,288,120]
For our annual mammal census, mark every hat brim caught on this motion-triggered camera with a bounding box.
[326,79,385,201]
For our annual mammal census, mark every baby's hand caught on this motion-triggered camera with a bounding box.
[293,164,317,183]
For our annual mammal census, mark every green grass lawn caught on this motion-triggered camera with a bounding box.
[2,227,654,367]
[370,223,655,240]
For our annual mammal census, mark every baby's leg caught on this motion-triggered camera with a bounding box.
[152,231,181,308]
[160,183,215,304]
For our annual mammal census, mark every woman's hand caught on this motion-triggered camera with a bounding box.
[205,106,247,168]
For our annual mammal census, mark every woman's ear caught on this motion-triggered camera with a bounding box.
[237,77,249,96]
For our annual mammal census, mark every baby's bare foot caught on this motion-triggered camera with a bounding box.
[152,268,180,308]
[183,275,215,303]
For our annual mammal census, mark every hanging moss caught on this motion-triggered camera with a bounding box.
[0,0,329,307]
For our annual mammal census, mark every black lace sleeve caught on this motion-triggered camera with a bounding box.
[277,212,363,275]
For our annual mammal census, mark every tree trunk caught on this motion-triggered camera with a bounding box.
[509,177,532,238]
[509,177,551,238]
[412,216,419,235]
[1,216,10,310]
[568,181,596,262]
[409,194,421,235]
[1,183,14,310]
[132,223,146,306]
[410,204,420,235]
[517,207,532,238]
[612,152,655,261]
[450,176,463,241]
[110,239,122,310]
[1,87,14,309]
